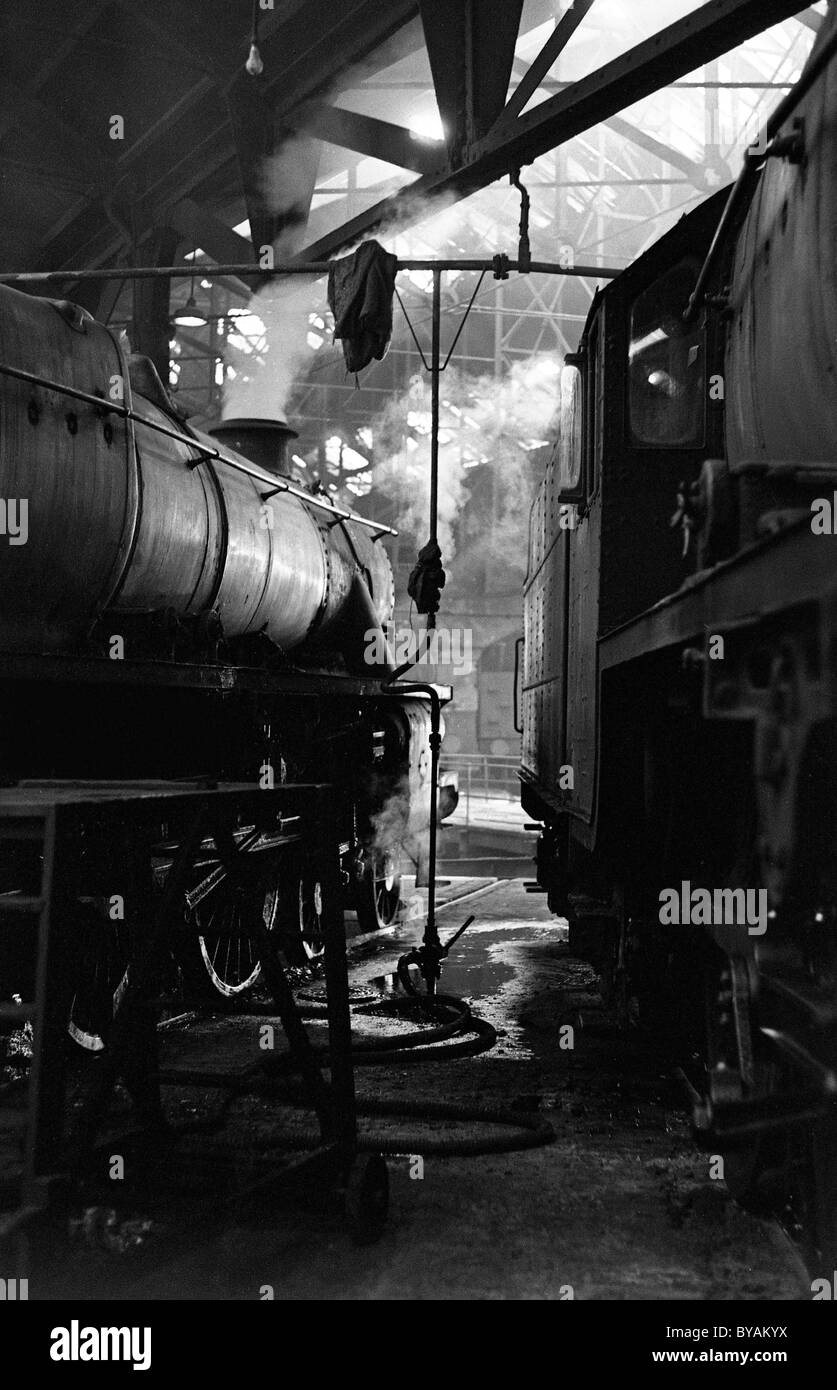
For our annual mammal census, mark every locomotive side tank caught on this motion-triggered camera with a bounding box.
[726,15,837,469]
[0,281,392,665]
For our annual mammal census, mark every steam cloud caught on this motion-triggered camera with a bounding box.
[370,352,562,566]
[223,273,324,421]
[223,126,462,422]
[223,131,332,421]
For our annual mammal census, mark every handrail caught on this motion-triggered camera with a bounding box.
[513,636,524,734]
[684,21,837,323]
[0,360,396,537]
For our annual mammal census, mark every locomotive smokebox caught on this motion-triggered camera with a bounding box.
[208,416,299,477]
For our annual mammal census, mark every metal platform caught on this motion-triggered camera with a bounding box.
[0,778,365,1260]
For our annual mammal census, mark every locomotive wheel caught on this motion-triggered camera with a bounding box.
[354,849,401,933]
[703,954,789,1212]
[280,871,326,965]
[194,879,280,998]
[67,898,132,1053]
[345,1154,389,1245]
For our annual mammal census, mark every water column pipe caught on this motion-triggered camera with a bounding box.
[381,678,444,992]
[428,265,441,628]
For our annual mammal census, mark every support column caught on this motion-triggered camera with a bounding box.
[130,226,180,383]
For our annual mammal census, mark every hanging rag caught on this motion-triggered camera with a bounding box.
[407,539,446,616]
[327,239,398,375]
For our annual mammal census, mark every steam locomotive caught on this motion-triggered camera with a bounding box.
[0,280,436,1009]
[521,13,837,1267]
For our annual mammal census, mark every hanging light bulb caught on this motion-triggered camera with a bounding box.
[245,2,264,76]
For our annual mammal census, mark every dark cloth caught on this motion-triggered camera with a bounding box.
[327,240,398,375]
[407,539,446,615]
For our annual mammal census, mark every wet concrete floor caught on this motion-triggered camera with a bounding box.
[47,879,808,1301]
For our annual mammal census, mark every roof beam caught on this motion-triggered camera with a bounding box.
[604,114,715,190]
[0,83,117,189]
[468,0,527,137]
[225,72,284,258]
[130,225,180,382]
[507,55,714,188]
[419,0,525,154]
[418,0,467,152]
[291,0,809,263]
[110,0,221,79]
[168,200,253,294]
[499,0,595,127]
[292,104,442,176]
[797,6,823,31]
[0,0,112,147]
[497,0,809,173]
[32,1,418,270]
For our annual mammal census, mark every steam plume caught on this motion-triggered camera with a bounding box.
[370,352,562,566]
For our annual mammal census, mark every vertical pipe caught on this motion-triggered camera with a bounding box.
[424,268,443,984]
[419,271,439,984]
[317,787,356,1158]
[384,681,443,992]
[429,268,441,587]
[425,693,441,992]
[494,278,504,382]
[208,281,218,416]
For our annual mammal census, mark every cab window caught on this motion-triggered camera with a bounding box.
[586,318,603,493]
[628,260,704,447]
[555,362,582,490]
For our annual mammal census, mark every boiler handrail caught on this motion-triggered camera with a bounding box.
[0,360,396,537]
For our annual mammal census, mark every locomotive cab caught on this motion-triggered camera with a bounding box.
[521,189,729,854]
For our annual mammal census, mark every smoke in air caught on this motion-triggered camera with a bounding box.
[222,128,562,582]
[222,128,463,420]
[223,274,323,420]
[371,352,562,564]
[223,132,327,421]
[368,771,433,883]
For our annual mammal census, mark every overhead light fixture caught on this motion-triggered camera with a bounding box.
[173,293,207,328]
[408,109,445,143]
[173,249,207,328]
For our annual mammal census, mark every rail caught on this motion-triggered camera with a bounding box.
[441,752,521,827]
[0,257,624,286]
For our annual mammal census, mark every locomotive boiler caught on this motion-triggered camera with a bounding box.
[0,284,393,662]
[0,280,439,999]
[521,11,837,1270]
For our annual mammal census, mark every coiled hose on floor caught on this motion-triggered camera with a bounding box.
[292,987,556,1152]
[296,990,497,1065]
[162,983,556,1155]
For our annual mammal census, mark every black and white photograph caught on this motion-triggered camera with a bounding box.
[0,0,834,1360]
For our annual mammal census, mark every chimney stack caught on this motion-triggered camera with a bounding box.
[208,416,299,477]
